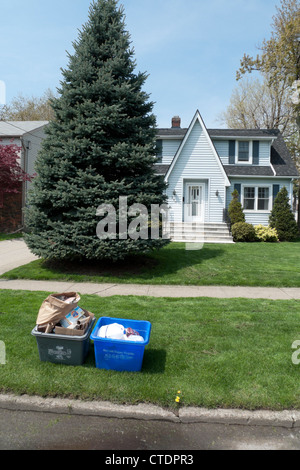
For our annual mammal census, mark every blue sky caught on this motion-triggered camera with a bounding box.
[0,0,279,128]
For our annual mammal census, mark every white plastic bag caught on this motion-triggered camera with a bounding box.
[98,323,125,340]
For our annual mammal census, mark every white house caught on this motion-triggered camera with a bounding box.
[155,110,299,243]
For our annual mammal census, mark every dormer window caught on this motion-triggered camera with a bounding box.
[228,140,260,165]
[238,141,250,162]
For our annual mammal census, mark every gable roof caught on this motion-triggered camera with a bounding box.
[0,121,49,137]
[164,110,231,186]
[156,125,298,178]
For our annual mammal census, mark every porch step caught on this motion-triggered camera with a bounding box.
[167,222,234,244]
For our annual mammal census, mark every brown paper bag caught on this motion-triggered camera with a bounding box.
[36,292,81,327]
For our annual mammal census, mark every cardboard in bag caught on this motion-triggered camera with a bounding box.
[54,310,95,336]
[36,292,81,327]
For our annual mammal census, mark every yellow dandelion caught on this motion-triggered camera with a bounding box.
[175,396,180,403]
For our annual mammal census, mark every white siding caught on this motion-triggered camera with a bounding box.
[212,139,271,166]
[161,139,182,165]
[258,141,271,165]
[213,140,228,164]
[166,121,226,223]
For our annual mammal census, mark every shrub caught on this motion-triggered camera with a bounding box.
[228,189,245,226]
[231,222,257,242]
[269,187,299,241]
[254,225,278,242]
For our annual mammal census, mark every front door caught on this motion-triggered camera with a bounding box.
[184,183,204,222]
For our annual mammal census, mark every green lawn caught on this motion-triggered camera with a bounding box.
[1,289,300,410]
[2,240,300,287]
[0,233,23,241]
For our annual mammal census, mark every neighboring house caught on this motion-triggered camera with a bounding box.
[155,110,299,243]
[0,121,48,232]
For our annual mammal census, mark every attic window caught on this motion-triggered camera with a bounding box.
[238,141,250,162]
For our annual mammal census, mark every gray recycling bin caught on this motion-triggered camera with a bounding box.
[31,317,96,366]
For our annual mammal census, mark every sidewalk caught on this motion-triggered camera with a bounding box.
[1,278,300,299]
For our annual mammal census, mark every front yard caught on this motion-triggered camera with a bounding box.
[1,290,300,410]
[1,240,300,287]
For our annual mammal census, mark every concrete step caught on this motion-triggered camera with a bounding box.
[172,238,235,244]
[168,222,234,243]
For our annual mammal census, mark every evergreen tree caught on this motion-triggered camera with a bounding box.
[269,186,299,241]
[25,0,168,261]
[228,189,245,226]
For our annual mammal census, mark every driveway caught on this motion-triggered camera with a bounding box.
[0,239,38,275]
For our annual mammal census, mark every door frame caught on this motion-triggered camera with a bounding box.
[183,181,205,223]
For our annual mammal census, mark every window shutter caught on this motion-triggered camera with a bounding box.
[272,184,280,206]
[229,141,235,164]
[234,183,241,203]
[253,141,259,165]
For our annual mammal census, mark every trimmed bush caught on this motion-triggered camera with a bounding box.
[254,225,278,242]
[228,189,245,226]
[269,187,299,241]
[231,222,257,242]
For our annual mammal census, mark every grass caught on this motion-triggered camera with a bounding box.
[1,289,300,410]
[2,240,300,287]
[0,232,23,241]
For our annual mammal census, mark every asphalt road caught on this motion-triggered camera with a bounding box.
[1,407,300,451]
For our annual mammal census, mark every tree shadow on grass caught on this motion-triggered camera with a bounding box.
[41,244,225,282]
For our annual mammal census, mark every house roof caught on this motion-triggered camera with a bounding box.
[0,121,49,137]
[271,133,298,177]
[208,129,279,139]
[224,166,275,177]
[164,110,231,186]
[155,126,298,178]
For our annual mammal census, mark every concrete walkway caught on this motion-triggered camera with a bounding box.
[0,239,38,276]
[1,278,300,299]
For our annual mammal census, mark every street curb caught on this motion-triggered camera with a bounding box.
[1,394,300,428]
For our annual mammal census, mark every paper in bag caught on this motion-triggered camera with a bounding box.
[36,292,81,327]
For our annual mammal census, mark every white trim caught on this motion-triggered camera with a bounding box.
[184,182,205,222]
[270,162,276,176]
[237,141,253,164]
[165,110,230,187]
[229,175,298,179]
[212,135,277,142]
[241,183,272,213]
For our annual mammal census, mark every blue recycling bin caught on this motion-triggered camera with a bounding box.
[91,317,152,372]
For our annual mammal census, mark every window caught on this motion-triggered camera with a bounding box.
[238,141,250,162]
[258,187,269,210]
[243,186,270,211]
[155,140,162,163]
[244,187,255,210]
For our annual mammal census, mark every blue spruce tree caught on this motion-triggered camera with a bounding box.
[25,0,168,261]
